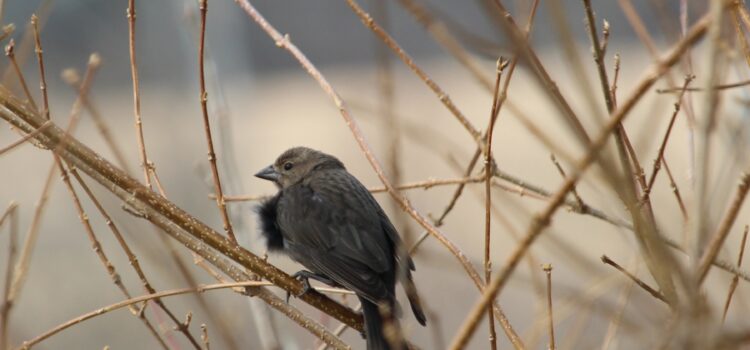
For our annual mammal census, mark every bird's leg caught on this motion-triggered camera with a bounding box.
[286,270,336,303]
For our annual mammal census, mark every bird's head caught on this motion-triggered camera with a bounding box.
[255,147,344,189]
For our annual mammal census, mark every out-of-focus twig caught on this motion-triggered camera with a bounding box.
[610,54,621,105]
[697,173,750,284]
[0,202,19,349]
[600,255,668,304]
[661,158,688,219]
[600,266,637,350]
[221,175,486,202]
[657,79,750,93]
[483,58,508,350]
[17,281,270,350]
[722,225,749,323]
[543,264,556,350]
[61,69,133,174]
[4,39,37,112]
[30,15,48,120]
[344,0,484,148]
[0,121,50,156]
[550,154,584,209]
[643,75,694,202]
[490,0,591,145]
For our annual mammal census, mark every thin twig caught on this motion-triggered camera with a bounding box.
[201,324,210,350]
[61,67,133,174]
[58,161,170,349]
[16,281,266,350]
[0,121,50,156]
[600,255,668,304]
[661,158,688,219]
[689,0,726,267]
[69,168,190,350]
[582,0,660,255]
[483,58,507,350]
[0,1,50,88]
[0,202,18,349]
[543,264,555,350]
[221,175,487,202]
[6,162,57,310]
[657,79,750,93]
[600,267,637,350]
[610,54,621,105]
[722,225,749,323]
[343,0,484,147]
[547,0,603,128]
[697,173,750,284]
[643,75,695,200]
[30,15,48,120]
[197,0,238,245]
[550,154,584,209]
[4,39,37,111]
[395,0,493,91]
[127,0,152,188]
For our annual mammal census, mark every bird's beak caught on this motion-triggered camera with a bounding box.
[255,165,279,182]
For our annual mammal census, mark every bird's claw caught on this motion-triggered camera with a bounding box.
[286,270,315,303]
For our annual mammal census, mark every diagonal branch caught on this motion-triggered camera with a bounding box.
[0,89,364,332]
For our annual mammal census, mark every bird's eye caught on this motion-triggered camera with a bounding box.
[283,162,293,171]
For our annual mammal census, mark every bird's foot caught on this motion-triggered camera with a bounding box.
[286,270,335,303]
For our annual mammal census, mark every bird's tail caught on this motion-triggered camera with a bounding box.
[403,273,427,326]
[360,297,406,350]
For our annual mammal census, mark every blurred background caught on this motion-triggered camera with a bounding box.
[1,1,749,349]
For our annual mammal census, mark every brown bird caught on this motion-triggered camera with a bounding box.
[255,147,426,350]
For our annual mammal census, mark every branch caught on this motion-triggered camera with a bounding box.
[0,89,364,332]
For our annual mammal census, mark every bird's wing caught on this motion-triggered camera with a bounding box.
[277,171,395,302]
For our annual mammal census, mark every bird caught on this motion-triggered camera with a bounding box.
[255,146,426,350]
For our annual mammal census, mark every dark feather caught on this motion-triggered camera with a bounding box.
[256,193,284,251]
